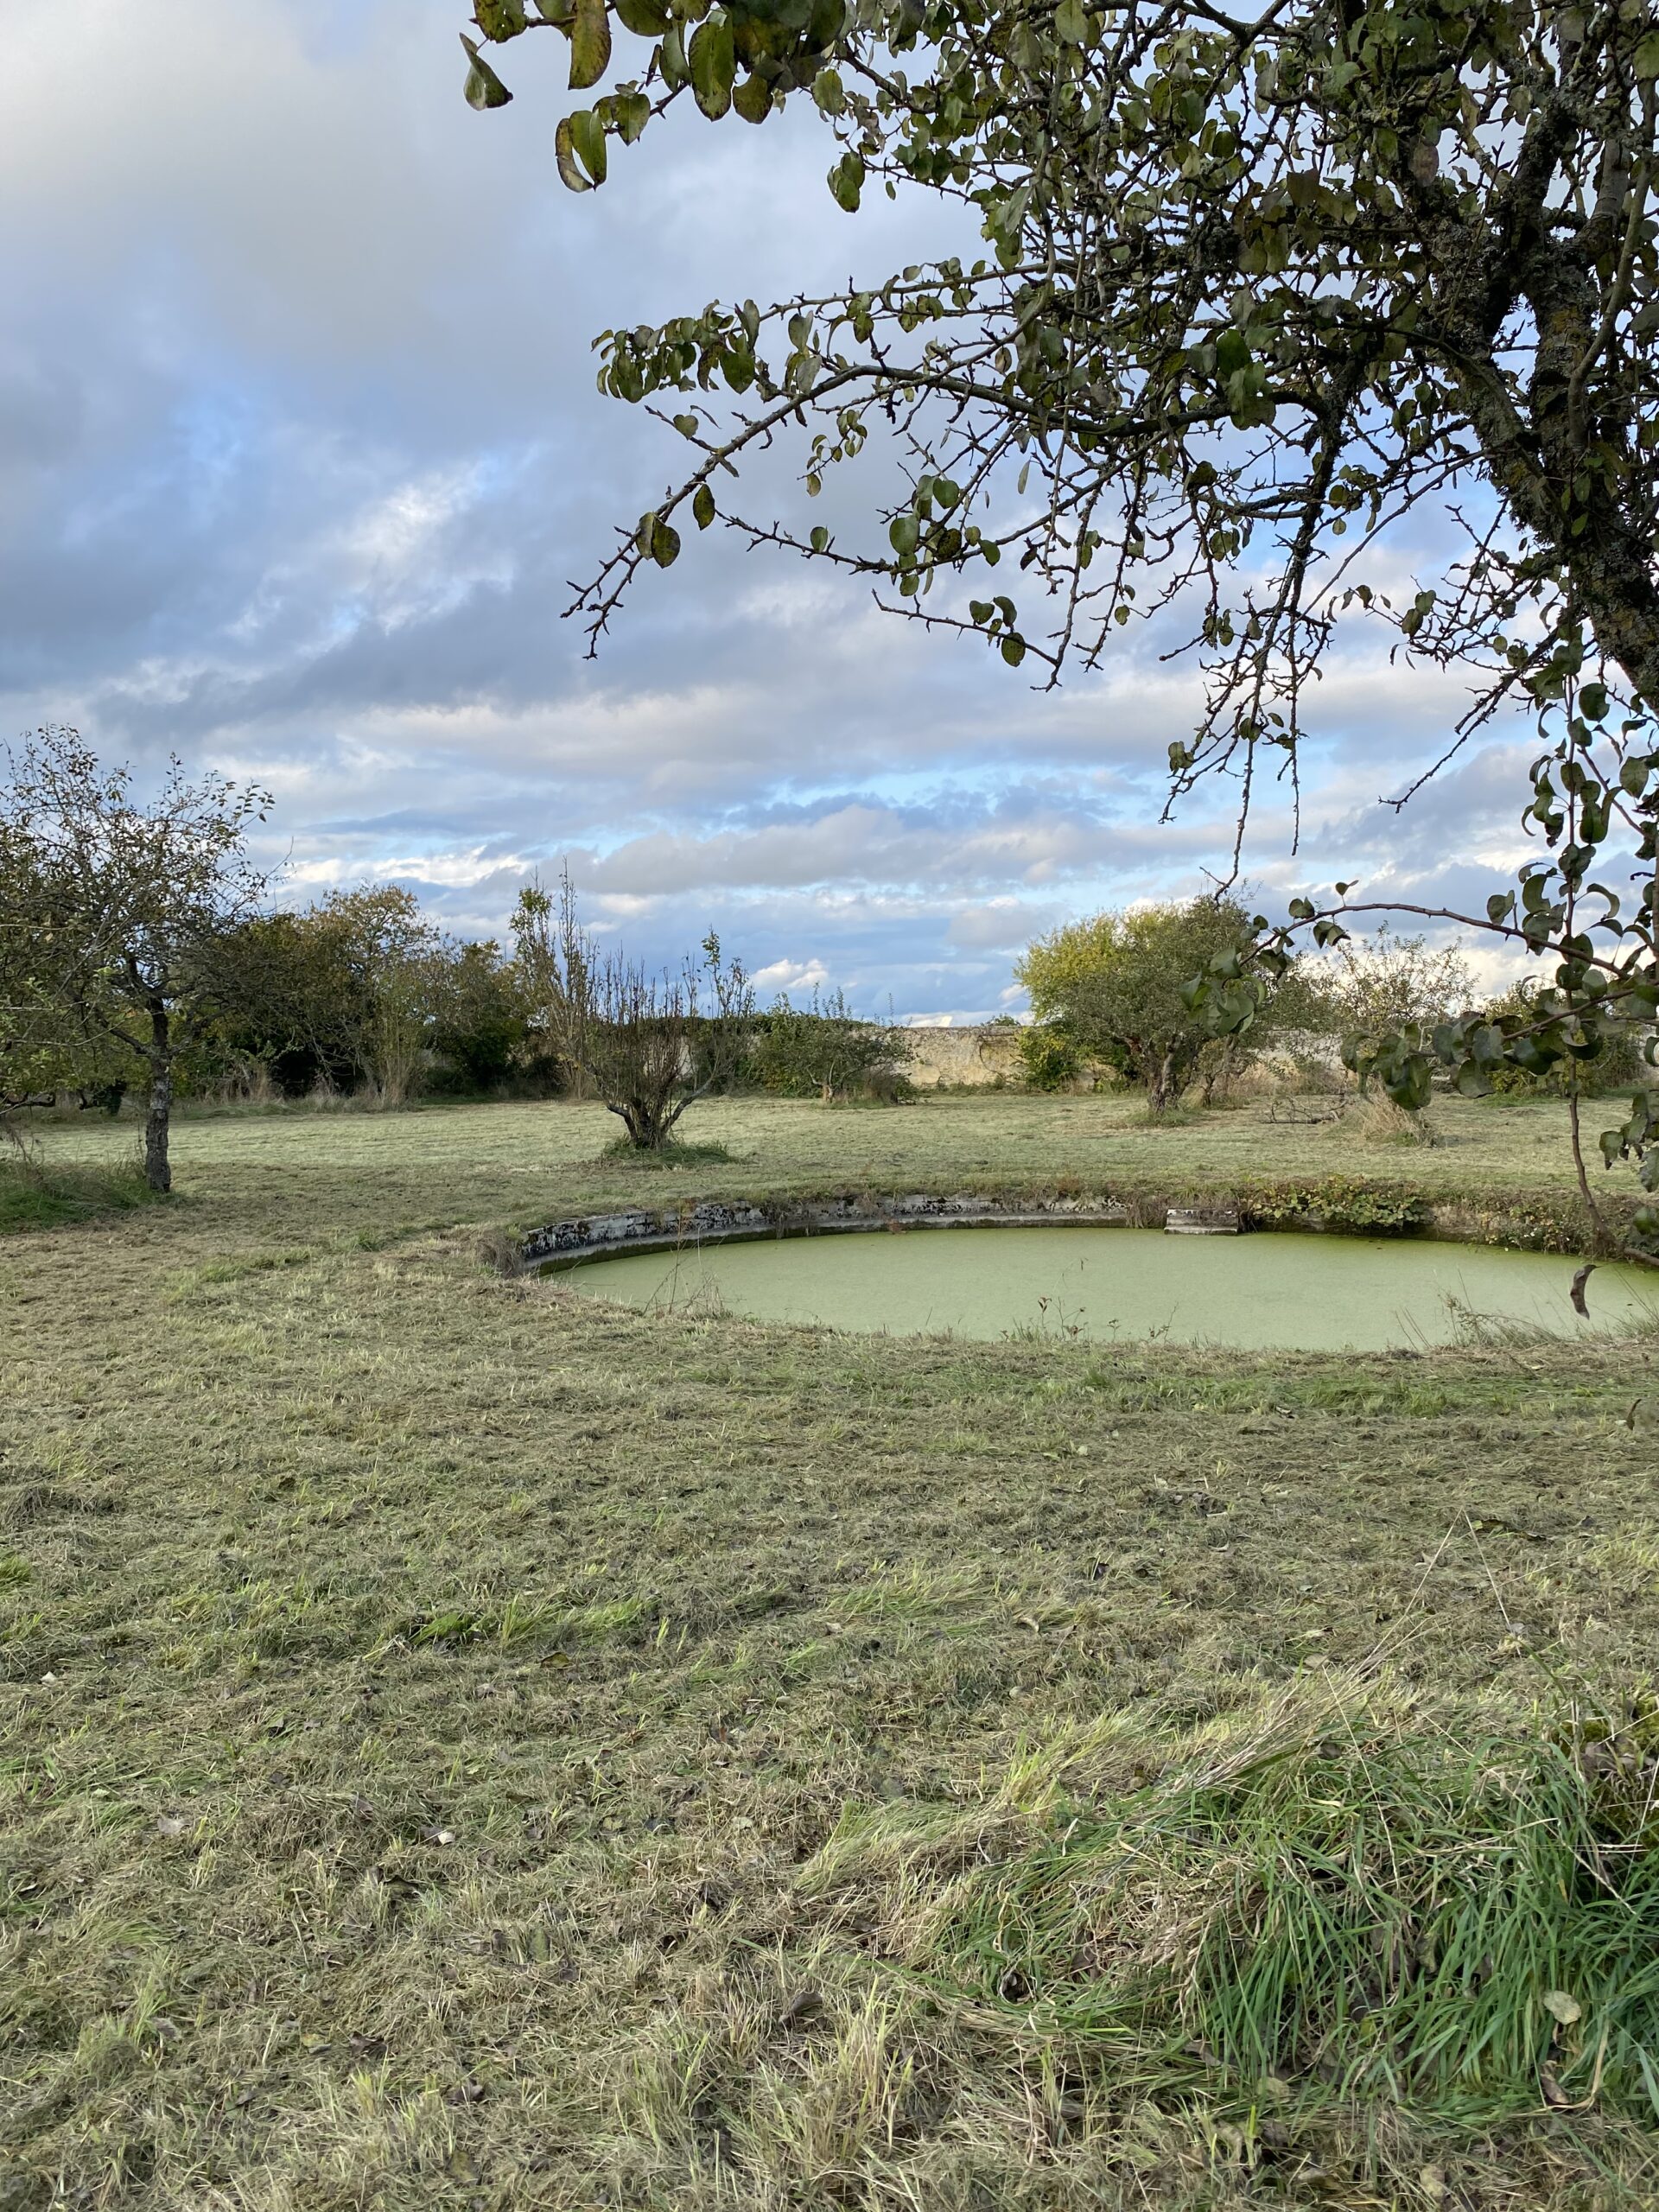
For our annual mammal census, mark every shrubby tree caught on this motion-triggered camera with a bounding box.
[210,910,359,1097]
[454,0,1659,1246]
[0,821,86,1118]
[1483,972,1651,1093]
[429,938,530,1094]
[512,872,753,1146]
[327,888,443,1107]
[511,874,585,1092]
[1297,927,1479,1099]
[0,728,270,1191]
[1318,929,1478,1044]
[1016,1022,1084,1092]
[750,986,912,1099]
[1019,898,1278,1111]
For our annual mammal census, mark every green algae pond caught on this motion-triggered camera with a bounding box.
[567,1224,1658,1351]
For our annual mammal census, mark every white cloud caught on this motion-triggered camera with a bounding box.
[751,956,830,994]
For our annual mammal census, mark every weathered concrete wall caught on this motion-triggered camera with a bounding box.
[523,1189,1135,1270]
[903,1023,1028,1089]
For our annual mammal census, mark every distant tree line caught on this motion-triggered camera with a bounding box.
[0,728,916,1189]
[12,728,1638,1197]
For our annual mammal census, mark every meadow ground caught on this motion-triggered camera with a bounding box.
[4,1090,1659,2210]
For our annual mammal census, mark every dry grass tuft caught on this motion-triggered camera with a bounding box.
[1352,1093,1440,1147]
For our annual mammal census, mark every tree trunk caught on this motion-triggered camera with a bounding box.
[1200,1040,1234,1108]
[613,1096,672,1148]
[1148,1051,1178,1115]
[144,1003,173,1192]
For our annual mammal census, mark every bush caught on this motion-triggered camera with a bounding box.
[749,989,912,1101]
[1018,1023,1083,1091]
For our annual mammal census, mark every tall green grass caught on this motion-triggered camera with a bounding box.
[0,1150,158,1232]
[917,1700,1659,2126]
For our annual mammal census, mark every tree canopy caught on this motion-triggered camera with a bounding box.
[458,0,1659,1249]
[0,728,270,1190]
[1019,896,1273,1108]
[461,0,1659,751]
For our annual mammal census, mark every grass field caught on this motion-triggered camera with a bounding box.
[4,1090,1659,2209]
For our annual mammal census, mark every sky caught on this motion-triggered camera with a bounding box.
[0,0,1543,1018]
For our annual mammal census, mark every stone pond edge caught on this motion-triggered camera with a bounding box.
[522,1179,1620,1272]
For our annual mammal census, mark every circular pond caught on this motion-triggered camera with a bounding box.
[564,1225,1657,1351]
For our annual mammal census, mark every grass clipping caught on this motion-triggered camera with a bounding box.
[795,1679,1659,2142]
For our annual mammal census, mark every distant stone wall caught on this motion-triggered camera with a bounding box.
[903,1023,1028,1089]
[900,1022,1346,1091]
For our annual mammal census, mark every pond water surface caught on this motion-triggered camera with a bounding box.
[566,1225,1656,1351]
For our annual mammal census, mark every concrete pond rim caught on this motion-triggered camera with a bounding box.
[519,1187,1601,1274]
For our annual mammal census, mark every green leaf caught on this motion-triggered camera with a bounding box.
[569,105,608,184]
[829,150,864,213]
[477,0,530,34]
[569,0,613,89]
[1215,327,1250,378]
[658,22,690,87]
[1053,0,1088,42]
[969,599,993,623]
[733,70,772,124]
[810,524,830,551]
[554,113,592,188]
[605,88,651,142]
[692,483,716,530]
[1001,634,1026,667]
[1382,1054,1433,1111]
[812,67,845,115]
[888,514,919,556]
[1637,28,1659,79]
[613,0,671,33]
[651,516,681,567]
[689,14,735,119]
[672,413,700,437]
[461,33,514,109]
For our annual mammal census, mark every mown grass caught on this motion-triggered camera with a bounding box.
[3,1090,1659,2208]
